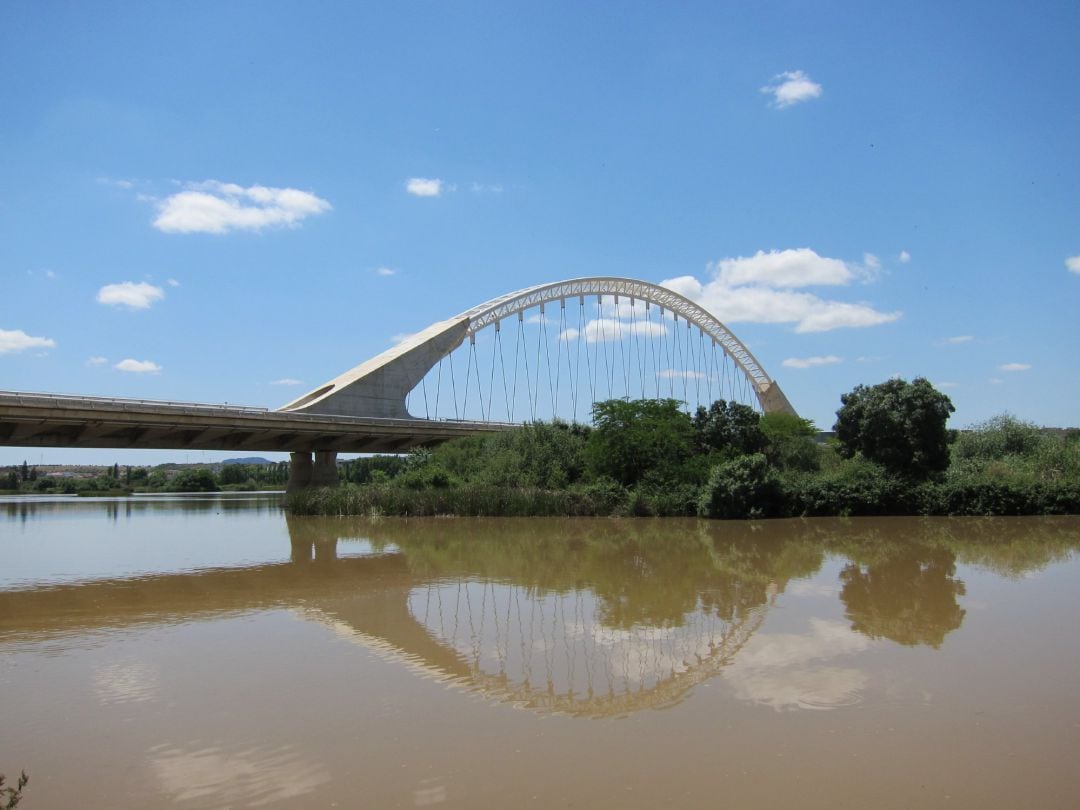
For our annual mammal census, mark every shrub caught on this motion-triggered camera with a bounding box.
[698,454,785,519]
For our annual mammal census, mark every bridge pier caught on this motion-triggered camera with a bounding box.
[286,451,314,493]
[286,450,338,492]
[312,451,339,487]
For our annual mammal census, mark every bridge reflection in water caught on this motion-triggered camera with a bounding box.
[4,508,1077,719]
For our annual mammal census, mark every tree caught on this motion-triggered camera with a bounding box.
[760,412,821,472]
[834,377,955,479]
[693,400,766,458]
[173,468,219,492]
[19,461,28,482]
[584,399,695,486]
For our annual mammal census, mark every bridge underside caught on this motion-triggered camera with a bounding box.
[0,392,507,454]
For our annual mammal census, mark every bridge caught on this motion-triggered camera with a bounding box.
[1,276,796,489]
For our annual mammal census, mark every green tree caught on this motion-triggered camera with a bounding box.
[693,400,766,458]
[219,464,251,485]
[173,468,219,492]
[19,461,28,482]
[760,412,821,472]
[584,399,695,486]
[834,377,955,479]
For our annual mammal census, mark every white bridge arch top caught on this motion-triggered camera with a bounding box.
[280,276,797,419]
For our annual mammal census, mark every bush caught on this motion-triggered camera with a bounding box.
[698,454,785,519]
[288,482,631,517]
[787,460,919,517]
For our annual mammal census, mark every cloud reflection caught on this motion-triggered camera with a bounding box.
[148,743,330,806]
[723,618,872,711]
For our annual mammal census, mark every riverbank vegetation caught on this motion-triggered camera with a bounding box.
[0,460,289,496]
[290,377,1080,519]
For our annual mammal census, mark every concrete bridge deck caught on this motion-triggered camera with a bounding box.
[0,390,507,454]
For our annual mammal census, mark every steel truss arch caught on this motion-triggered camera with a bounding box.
[280,276,797,419]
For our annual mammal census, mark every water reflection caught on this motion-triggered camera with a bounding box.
[0,492,284,524]
[839,549,966,648]
[3,510,1077,719]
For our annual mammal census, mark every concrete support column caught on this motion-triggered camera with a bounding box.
[286,451,313,494]
[311,450,339,488]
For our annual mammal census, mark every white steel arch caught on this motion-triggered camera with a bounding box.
[280,276,797,419]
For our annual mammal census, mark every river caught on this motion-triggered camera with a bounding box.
[2,494,1079,808]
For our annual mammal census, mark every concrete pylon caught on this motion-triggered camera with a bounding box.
[286,451,313,493]
[311,450,339,488]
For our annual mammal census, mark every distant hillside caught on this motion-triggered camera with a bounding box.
[221,457,274,466]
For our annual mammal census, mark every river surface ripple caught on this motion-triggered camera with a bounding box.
[2,494,1079,808]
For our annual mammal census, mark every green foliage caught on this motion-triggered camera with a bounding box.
[288,482,630,517]
[834,377,955,479]
[172,468,219,492]
[584,399,695,486]
[693,399,766,458]
[430,421,590,489]
[950,414,1080,485]
[698,453,784,519]
[786,458,921,516]
[760,411,821,472]
[219,464,253,486]
[342,455,408,484]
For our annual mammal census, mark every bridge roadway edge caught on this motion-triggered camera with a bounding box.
[0,391,508,457]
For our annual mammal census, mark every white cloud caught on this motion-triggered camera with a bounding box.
[97,281,165,310]
[87,356,108,366]
[558,327,580,342]
[153,181,331,234]
[271,378,303,386]
[657,369,705,379]
[469,182,503,193]
[989,378,1004,385]
[942,335,974,345]
[583,318,667,343]
[664,274,901,333]
[999,362,1031,372]
[166,278,180,287]
[712,248,853,288]
[762,70,823,108]
[45,269,57,280]
[1066,255,1080,274]
[115,358,161,374]
[782,355,842,369]
[0,328,56,354]
[375,267,397,277]
[899,250,911,264]
[406,178,443,197]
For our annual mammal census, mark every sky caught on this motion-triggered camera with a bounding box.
[1,0,1078,465]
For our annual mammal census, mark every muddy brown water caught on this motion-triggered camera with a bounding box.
[2,494,1079,808]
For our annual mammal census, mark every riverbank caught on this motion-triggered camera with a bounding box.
[287,475,1080,518]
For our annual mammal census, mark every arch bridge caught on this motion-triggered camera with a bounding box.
[0,276,796,488]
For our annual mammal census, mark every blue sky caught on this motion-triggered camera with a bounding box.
[2,0,1078,465]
